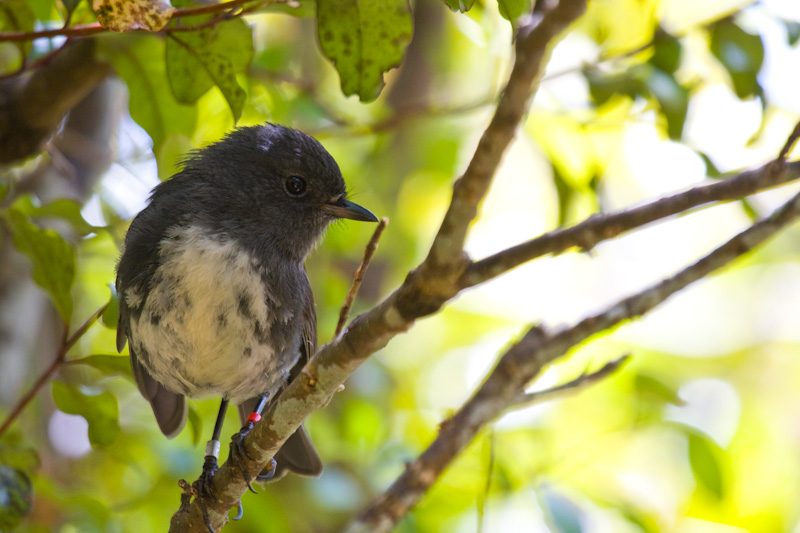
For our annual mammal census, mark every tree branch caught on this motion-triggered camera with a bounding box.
[0,0,280,43]
[0,304,107,438]
[347,178,800,533]
[425,1,588,272]
[168,3,588,531]
[462,159,800,288]
[510,354,630,408]
[0,39,110,163]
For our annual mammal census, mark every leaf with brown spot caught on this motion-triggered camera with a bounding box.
[317,0,413,102]
[93,0,174,32]
[165,17,254,122]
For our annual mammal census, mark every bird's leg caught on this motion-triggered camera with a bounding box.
[229,393,277,497]
[193,398,229,533]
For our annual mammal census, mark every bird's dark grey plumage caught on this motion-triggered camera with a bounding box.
[115,123,376,479]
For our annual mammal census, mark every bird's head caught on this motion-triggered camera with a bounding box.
[180,123,377,261]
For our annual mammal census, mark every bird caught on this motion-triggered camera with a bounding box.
[114,123,377,524]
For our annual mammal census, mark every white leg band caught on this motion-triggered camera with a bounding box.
[205,439,221,459]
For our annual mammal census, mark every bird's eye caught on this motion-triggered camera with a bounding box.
[284,176,307,197]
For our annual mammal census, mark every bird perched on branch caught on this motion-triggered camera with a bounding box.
[115,123,377,525]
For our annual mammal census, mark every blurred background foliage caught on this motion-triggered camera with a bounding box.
[1,0,800,532]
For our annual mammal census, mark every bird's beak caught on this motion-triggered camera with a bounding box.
[324,198,378,222]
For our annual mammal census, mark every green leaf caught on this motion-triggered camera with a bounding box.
[583,67,641,106]
[187,403,203,447]
[62,0,83,13]
[498,0,532,24]
[52,382,120,448]
[100,34,197,153]
[317,0,413,102]
[101,288,119,330]
[3,208,75,322]
[686,430,725,500]
[156,134,193,180]
[0,466,33,531]
[620,505,660,533]
[634,375,684,406]
[709,19,764,99]
[643,67,689,140]
[165,17,254,122]
[0,446,40,472]
[0,0,35,71]
[12,196,102,236]
[697,151,721,178]
[69,355,132,379]
[785,20,800,46]
[738,197,760,222]
[551,162,574,227]
[442,0,475,12]
[649,26,681,73]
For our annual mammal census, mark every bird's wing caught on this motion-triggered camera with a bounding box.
[116,187,189,440]
[131,347,188,439]
[238,272,322,479]
[117,292,187,439]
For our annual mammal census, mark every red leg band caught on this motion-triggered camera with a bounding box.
[246,412,261,424]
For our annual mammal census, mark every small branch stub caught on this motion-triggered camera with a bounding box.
[335,217,389,338]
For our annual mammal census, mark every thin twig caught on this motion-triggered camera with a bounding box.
[777,119,800,164]
[426,4,583,270]
[477,428,495,533]
[349,182,800,532]
[511,354,630,408]
[335,218,389,338]
[462,159,800,288]
[0,303,108,438]
[0,0,282,43]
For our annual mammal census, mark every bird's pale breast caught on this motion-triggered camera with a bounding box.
[125,225,298,403]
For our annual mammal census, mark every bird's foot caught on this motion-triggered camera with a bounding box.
[190,439,246,531]
[229,419,261,494]
[192,451,220,533]
[229,412,278,491]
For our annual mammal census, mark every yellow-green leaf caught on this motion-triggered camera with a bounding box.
[13,196,102,236]
[442,0,475,12]
[69,355,132,379]
[4,208,75,322]
[686,429,726,500]
[101,35,197,153]
[52,382,120,448]
[709,19,764,100]
[498,0,532,24]
[165,18,254,122]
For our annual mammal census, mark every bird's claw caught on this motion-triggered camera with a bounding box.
[256,458,277,481]
[230,421,258,494]
[192,455,220,533]
[232,500,244,521]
